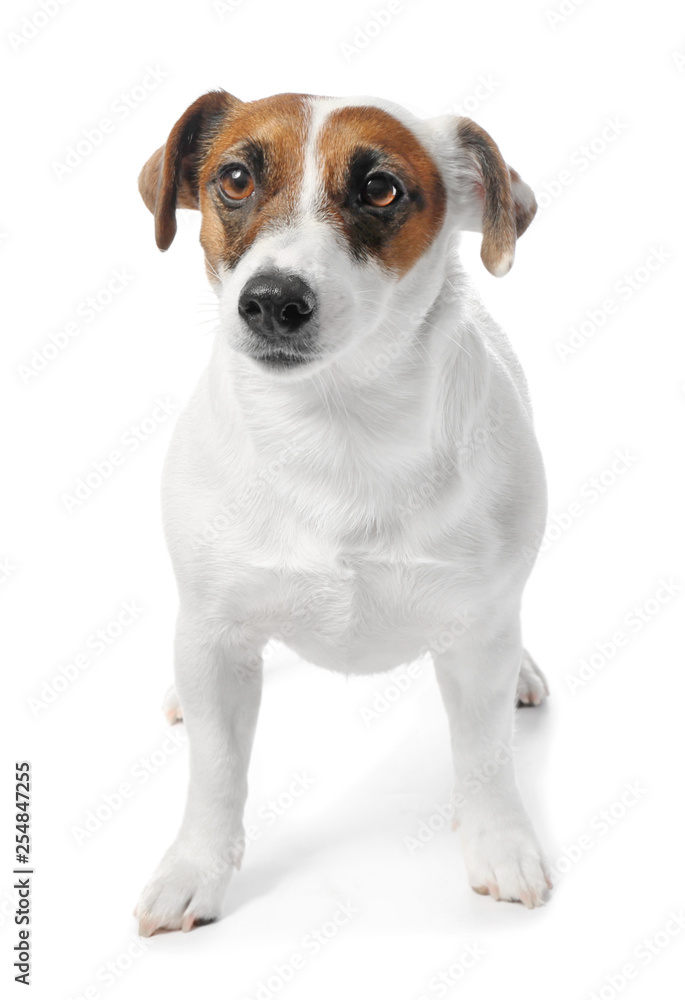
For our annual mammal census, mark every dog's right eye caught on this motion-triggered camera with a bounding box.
[361,172,401,208]
[218,165,255,202]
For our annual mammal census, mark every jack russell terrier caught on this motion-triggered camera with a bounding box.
[134,89,551,936]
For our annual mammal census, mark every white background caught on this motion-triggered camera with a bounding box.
[3,0,685,997]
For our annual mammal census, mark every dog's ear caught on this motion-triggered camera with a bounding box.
[139,90,241,251]
[438,117,537,276]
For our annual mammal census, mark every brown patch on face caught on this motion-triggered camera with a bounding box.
[197,93,312,272]
[316,106,446,277]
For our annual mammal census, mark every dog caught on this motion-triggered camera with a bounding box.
[134,89,551,936]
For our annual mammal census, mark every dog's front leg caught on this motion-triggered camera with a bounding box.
[135,610,263,936]
[434,613,552,908]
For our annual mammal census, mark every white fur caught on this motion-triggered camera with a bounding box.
[135,96,551,935]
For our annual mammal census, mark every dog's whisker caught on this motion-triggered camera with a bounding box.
[310,371,336,425]
[204,260,222,282]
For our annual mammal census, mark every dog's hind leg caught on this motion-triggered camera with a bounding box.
[434,610,552,908]
[516,649,549,707]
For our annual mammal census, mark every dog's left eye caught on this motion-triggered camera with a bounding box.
[362,173,401,208]
[218,165,255,202]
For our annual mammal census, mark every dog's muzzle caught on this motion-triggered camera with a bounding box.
[238,270,317,367]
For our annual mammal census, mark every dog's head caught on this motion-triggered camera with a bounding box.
[139,91,536,375]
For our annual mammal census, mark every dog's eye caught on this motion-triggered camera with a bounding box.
[218,165,255,201]
[362,173,400,208]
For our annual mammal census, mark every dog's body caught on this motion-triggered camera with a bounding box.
[134,92,551,936]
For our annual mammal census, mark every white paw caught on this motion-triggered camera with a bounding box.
[461,816,552,908]
[516,650,549,707]
[162,685,183,725]
[134,842,234,936]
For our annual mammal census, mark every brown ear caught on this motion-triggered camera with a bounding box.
[138,90,241,251]
[454,117,536,276]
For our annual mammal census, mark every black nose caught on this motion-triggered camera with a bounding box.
[238,271,316,337]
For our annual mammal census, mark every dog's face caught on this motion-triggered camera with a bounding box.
[139,91,536,375]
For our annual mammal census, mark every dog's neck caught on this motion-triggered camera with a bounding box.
[210,265,490,474]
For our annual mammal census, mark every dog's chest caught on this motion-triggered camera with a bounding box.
[274,531,479,673]
[204,439,496,673]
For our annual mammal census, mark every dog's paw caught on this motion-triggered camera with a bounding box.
[134,843,234,936]
[162,685,183,725]
[461,818,552,908]
[516,650,549,707]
